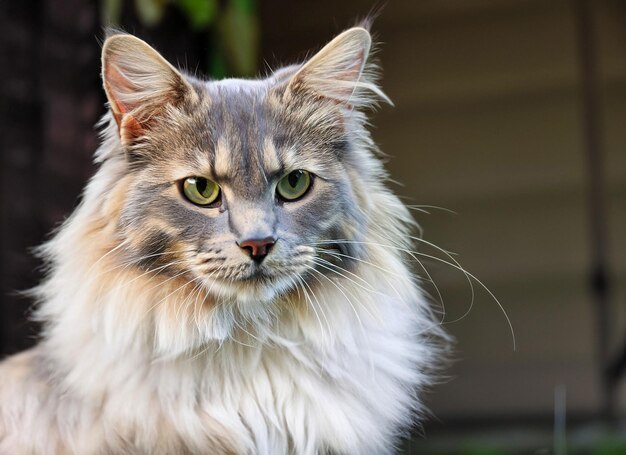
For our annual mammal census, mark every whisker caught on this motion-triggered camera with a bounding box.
[89,250,176,283]
[316,247,407,281]
[371,230,473,326]
[192,270,219,327]
[303,264,378,377]
[138,268,196,322]
[405,204,457,215]
[94,258,189,306]
[372,232,449,325]
[296,274,330,344]
[401,234,476,326]
[313,238,516,350]
[85,239,131,277]
[303,264,368,330]
[233,316,264,346]
[315,247,415,315]
[176,276,204,323]
[310,256,378,294]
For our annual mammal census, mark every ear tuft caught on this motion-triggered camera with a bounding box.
[102,34,192,143]
[287,27,390,108]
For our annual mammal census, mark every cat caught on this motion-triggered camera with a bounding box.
[0,24,447,454]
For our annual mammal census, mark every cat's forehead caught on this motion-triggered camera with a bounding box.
[166,75,342,189]
[202,78,272,132]
[196,78,281,181]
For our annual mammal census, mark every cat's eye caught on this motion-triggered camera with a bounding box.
[276,170,312,201]
[182,177,220,206]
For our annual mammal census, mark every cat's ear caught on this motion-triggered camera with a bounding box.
[102,33,194,145]
[286,27,389,108]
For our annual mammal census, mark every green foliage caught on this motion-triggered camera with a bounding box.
[177,0,217,30]
[217,0,258,76]
[591,440,626,455]
[134,0,168,26]
[101,0,122,27]
[101,0,259,78]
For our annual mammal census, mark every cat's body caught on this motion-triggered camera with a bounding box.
[0,26,445,454]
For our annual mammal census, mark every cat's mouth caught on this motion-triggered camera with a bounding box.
[216,261,281,286]
[241,267,275,283]
[205,267,296,305]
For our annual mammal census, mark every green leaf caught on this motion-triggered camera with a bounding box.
[101,0,122,25]
[592,440,626,455]
[177,0,217,30]
[209,51,228,80]
[134,0,168,27]
[232,0,254,15]
[218,0,259,76]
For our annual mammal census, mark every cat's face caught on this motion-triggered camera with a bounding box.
[101,28,382,306]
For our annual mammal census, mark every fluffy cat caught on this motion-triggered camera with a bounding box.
[0,25,447,454]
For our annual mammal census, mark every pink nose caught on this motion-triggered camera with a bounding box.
[238,237,275,263]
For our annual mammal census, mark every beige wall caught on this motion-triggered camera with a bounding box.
[261,0,626,420]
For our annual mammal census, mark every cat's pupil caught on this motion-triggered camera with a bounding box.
[287,171,302,188]
[196,178,208,195]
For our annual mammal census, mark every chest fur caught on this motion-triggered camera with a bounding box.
[96,324,421,454]
[1,313,424,455]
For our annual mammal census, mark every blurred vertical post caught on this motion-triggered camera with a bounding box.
[554,385,567,455]
[573,0,614,421]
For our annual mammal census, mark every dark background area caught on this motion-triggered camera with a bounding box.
[1,0,100,355]
[1,0,625,453]
[1,0,215,356]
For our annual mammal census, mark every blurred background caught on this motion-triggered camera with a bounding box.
[1,0,625,453]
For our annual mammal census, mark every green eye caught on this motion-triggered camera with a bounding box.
[276,170,312,201]
[182,177,220,206]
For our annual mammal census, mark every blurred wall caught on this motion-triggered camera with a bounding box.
[261,0,626,422]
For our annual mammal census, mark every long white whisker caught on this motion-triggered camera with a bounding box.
[405,204,457,215]
[373,232,449,325]
[89,250,177,284]
[314,239,515,350]
[311,256,378,294]
[85,239,131,277]
[138,268,196,322]
[403,234,477,325]
[175,276,204,322]
[303,264,368,330]
[296,274,330,344]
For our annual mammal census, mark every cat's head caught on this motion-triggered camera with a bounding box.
[63,26,414,351]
